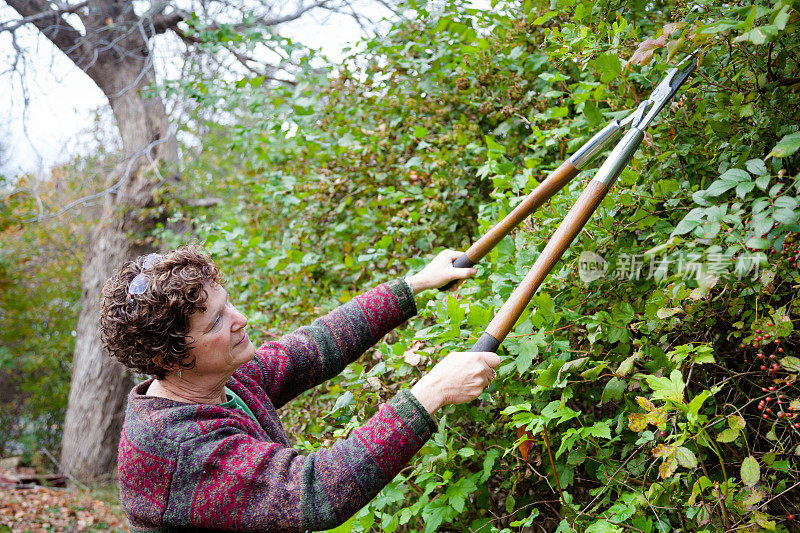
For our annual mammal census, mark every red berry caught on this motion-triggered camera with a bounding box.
[773,363,780,370]
[741,343,746,349]
[779,348,784,353]
[762,387,769,392]
[769,386,775,391]
[761,365,767,370]
[768,322,773,327]
[757,329,763,334]
[764,414,770,419]
[767,397,772,401]
[795,423,800,428]
[765,334,771,339]
[789,514,795,520]
[767,408,772,413]
[660,431,666,437]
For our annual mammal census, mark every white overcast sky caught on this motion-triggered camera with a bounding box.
[0,2,397,177]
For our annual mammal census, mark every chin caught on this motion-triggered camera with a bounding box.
[242,342,256,362]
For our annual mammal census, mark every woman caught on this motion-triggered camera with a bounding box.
[101,245,500,532]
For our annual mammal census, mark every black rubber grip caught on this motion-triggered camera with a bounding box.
[470,332,501,353]
[438,254,477,291]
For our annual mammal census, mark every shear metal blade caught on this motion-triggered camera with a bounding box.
[636,54,697,129]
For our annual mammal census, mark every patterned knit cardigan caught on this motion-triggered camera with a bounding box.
[118,279,438,532]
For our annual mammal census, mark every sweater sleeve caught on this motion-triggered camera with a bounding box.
[251,279,416,408]
[181,389,437,532]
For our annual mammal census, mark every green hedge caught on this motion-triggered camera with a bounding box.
[166,1,800,531]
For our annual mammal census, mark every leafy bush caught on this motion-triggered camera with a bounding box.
[164,0,800,531]
[0,164,98,459]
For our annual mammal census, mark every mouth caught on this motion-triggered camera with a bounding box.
[234,332,249,347]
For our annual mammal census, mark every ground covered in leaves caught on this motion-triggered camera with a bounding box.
[0,486,126,532]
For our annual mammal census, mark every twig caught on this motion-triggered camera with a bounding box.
[542,426,565,507]
[39,448,89,491]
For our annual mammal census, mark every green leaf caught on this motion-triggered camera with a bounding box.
[645,370,686,403]
[745,159,767,176]
[331,391,354,413]
[781,356,800,372]
[602,377,626,403]
[587,422,612,440]
[756,174,771,190]
[675,447,698,469]
[583,101,603,126]
[768,131,800,158]
[485,135,506,154]
[704,180,736,197]
[735,27,768,44]
[445,295,464,324]
[517,332,546,374]
[717,428,740,443]
[413,126,428,139]
[688,390,711,416]
[617,353,639,376]
[735,181,755,198]
[423,502,453,533]
[741,455,760,487]
[729,414,746,430]
[720,168,751,182]
[755,511,776,530]
[774,5,791,30]
[445,478,477,513]
[536,359,566,388]
[672,217,701,236]
[480,449,500,483]
[595,53,622,83]
[585,519,623,533]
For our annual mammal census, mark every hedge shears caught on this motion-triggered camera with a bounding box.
[441,55,697,353]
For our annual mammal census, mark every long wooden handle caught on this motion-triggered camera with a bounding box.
[464,159,579,264]
[476,179,610,347]
[438,159,580,292]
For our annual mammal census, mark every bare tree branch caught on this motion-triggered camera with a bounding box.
[0,0,89,33]
[4,0,86,64]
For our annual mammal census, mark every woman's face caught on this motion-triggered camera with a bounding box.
[185,282,255,378]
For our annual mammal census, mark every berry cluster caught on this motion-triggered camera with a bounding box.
[756,389,797,426]
[778,238,800,269]
[743,326,798,430]
[740,323,786,376]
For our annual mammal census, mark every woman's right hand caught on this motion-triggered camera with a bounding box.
[410,351,501,414]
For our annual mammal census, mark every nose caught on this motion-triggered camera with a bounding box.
[231,305,248,330]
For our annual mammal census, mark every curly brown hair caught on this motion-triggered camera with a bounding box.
[100,245,223,379]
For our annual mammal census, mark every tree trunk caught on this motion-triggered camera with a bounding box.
[60,60,179,480]
[3,0,178,479]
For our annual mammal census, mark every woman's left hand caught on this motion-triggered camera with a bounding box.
[407,249,477,294]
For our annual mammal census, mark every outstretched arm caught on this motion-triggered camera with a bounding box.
[250,250,476,408]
